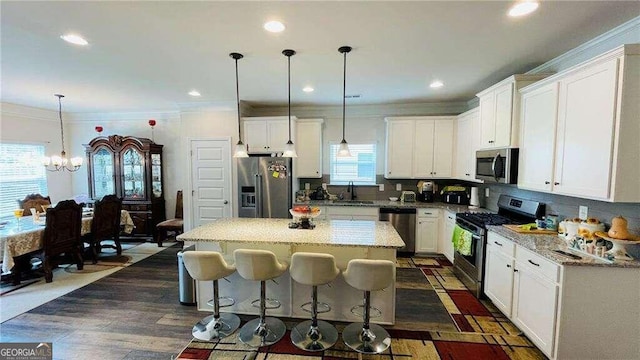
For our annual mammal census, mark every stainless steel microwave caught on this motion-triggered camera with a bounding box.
[475,148,519,184]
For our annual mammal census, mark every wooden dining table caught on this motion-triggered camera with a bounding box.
[0,210,135,276]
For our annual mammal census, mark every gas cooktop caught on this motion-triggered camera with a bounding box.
[456,212,514,227]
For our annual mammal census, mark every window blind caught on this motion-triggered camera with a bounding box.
[0,143,48,217]
[329,143,376,185]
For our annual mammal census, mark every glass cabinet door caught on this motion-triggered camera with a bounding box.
[92,148,115,199]
[151,153,162,198]
[122,147,145,200]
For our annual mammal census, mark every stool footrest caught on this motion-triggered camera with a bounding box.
[301,301,331,314]
[350,304,382,318]
[251,298,281,310]
[207,296,235,309]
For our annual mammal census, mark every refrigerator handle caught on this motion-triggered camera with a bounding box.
[255,173,263,218]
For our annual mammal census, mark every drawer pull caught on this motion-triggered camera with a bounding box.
[528,259,540,267]
[494,241,503,246]
[514,268,519,272]
[506,264,511,268]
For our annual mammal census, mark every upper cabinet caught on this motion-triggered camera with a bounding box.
[385,116,455,179]
[85,135,165,237]
[518,44,640,202]
[454,108,480,181]
[295,119,323,178]
[243,116,295,154]
[477,74,549,149]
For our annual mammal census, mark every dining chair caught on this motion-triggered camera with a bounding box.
[42,200,83,283]
[84,195,123,263]
[156,190,183,247]
[18,194,52,216]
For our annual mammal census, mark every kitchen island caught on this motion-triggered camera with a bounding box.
[177,218,405,324]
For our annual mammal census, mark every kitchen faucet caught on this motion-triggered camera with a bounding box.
[347,181,357,200]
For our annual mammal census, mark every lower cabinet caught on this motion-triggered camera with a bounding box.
[484,240,515,317]
[416,209,439,253]
[439,210,456,262]
[325,206,378,221]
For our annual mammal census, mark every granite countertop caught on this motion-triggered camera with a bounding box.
[294,200,486,214]
[177,217,405,248]
[487,225,640,268]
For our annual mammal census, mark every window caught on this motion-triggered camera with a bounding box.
[329,143,377,185]
[0,143,48,216]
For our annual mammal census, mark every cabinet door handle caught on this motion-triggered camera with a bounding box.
[528,259,540,267]
[514,269,519,272]
[554,182,560,185]
[494,241,503,246]
[465,173,470,176]
[545,181,550,184]
[506,264,511,268]
[223,200,228,204]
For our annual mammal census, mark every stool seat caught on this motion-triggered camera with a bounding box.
[234,249,288,347]
[290,252,340,352]
[342,259,395,355]
[182,251,240,341]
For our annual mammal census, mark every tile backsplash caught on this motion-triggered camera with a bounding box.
[480,183,640,234]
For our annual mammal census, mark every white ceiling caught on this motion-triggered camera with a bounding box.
[1,1,639,113]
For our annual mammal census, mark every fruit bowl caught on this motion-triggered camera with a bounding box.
[290,208,322,219]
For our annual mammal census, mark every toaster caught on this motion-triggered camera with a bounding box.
[400,191,416,202]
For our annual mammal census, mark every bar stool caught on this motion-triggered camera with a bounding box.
[234,249,288,347]
[182,251,240,341]
[289,252,340,351]
[342,259,395,354]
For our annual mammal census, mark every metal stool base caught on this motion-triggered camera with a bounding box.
[291,320,338,352]
[238,317,286,347]
[342,322,391,354]
[192,313,241,341]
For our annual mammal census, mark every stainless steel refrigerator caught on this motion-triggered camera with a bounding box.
[237,157,292,218]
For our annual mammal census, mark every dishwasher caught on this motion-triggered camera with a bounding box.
[379,207,416,254]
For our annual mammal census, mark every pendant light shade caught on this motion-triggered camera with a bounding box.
[337,46,352,157]
[282,49,297,158]
[231,52,249,158]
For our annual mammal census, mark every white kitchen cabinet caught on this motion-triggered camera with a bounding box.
[415,209,439,253]
[454,108,480,181]
[325,206,378,221]
[484,236,515,317]
[243,116,295,154]
[295,119,323,178]
[517,44,640,202]
[477,74,548,149]
[385,116,454,179]
[439,210,456,262]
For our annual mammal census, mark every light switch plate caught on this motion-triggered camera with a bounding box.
[321,183,327,190]
[379,184,384,191]
[304,183,310,190]
[579,206,588,220]
[396,184,402,191]
[485,188,490,197]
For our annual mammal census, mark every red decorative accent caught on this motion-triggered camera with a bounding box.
[95,126,103,133]
[448,290,492,316]
[148,119,156,127]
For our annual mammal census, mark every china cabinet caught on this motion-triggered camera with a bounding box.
[85,135,165,238]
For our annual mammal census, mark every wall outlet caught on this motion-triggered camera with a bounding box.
[379,184,384,191]
[396,184,402,191]
[321,183,327,190]
[304,183,310,190]
[579,206,588,220]
[485,188,490,197]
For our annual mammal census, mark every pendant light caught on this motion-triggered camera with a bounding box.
[282,49,297,158]
[337,46,352,157]
[43,94,83,171]
[231,52,249,158]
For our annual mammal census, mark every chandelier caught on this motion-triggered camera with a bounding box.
[43,94,83,172]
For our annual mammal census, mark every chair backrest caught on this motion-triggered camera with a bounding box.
[175,190,183,219]
[92,195,122,241]
[43,200,82,256]
[18,194,52,216]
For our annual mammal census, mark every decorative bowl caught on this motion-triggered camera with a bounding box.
[389,197,399,201]
[289,208,322,219]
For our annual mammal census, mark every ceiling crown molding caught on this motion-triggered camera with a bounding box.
[67,111,181,123]
[1,102,60,122]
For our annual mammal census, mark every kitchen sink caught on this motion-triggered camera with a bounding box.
[332,200,375,205]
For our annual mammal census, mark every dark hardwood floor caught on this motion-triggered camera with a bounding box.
[1,245,202,360]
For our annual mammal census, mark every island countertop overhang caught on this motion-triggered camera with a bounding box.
[177,218,405,248]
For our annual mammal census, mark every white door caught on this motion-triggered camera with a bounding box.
[493,82,514,148]
[415,216,438,253]
[385,120,415,178]
[479,92,496,148]
[244,120,268,153]
[190,139,232,228]
[484,245,515,317]
[267,120,290,153]
[295,120,322,178]
[455,114,472,179]
[413,120,435,178]
[432,119,454,177]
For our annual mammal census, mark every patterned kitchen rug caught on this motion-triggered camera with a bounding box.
[175,256,547,360]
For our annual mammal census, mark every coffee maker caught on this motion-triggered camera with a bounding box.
[417,181,434,202]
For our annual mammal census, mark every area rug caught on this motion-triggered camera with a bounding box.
[176,256,546,360]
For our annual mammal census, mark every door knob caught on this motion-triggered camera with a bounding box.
[545,181,550,184]
[223,200,228,204]
[554,182,560,185]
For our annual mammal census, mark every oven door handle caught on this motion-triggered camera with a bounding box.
[491,153,501,182]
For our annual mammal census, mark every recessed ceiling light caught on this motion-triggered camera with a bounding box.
[264,21,285,33]
[430,80,444,88]
[188,90,201,97]
[302,86,314,93]
[60,34,88,46]
[508,1,539,17]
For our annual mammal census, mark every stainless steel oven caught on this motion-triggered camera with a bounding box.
[452,217,486,298]
[475,148,519,184]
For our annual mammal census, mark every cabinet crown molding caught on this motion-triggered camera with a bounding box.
[476,74,551,98]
